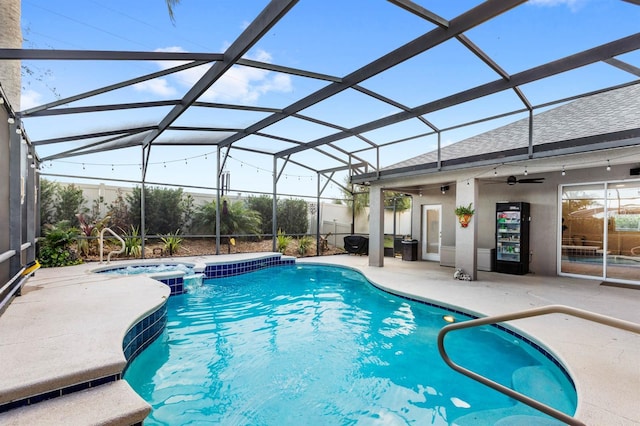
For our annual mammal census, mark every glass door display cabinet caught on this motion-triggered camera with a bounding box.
[495,202,530,275]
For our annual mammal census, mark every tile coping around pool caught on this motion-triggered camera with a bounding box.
[0,253,577,419]
[92,254,297,296]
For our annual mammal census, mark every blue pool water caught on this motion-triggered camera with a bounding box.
[124,265,576,425]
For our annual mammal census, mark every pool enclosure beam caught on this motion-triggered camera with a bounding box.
[18,60,211,117]
[220,0,524,154]
[278,32,640,160]
[138,0,299,151]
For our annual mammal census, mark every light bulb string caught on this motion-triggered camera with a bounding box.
[50,151,315,180]
[471,151,630,180]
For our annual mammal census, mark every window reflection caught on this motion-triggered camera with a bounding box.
[561,184,604,277]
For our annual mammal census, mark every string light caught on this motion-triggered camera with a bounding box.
[561,166,566,176]
[494,168,498,176]
[7,117,15,124]
[36,151,313,182]
[606,160,611,171]
[524,167,528,176]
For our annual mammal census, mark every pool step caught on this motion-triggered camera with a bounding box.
[511,366,574,415]
[0,380,150,426]
[452,366,571,425]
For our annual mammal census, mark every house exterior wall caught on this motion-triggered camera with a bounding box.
[407,164,635,277]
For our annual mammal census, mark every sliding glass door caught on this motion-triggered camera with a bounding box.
[606,183,640,281]
[561,180,640,284]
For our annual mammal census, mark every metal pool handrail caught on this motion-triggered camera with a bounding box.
[99,227,126,264]
[437,304,640,426]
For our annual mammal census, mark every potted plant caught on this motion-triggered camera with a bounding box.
[454,203,475,228]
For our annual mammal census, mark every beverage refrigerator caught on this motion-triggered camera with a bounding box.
[495,202,530,275]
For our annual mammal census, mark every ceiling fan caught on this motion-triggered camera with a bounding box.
[506,175,545,185]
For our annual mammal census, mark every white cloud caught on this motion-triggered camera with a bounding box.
[134,46,293,104]
[133,78,178,96]
[528,0,585,11]
[20,89,43,110]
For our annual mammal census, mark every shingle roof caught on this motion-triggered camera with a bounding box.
[385,84,640,170]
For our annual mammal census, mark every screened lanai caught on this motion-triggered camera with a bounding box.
[2,0,640,305]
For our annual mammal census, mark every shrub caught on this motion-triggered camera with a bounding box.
[161,229,182,256]
[276,229,292,254]
[56,184,87,226]
[277,199,308,236]
[122,225,142,258]
[127,186,186,235]
[297,235,313,256]
[39,179,59,227]
[38,221,82,268]
[246,196,309,237]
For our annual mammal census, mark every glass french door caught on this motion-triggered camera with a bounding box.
[422,205,441,261]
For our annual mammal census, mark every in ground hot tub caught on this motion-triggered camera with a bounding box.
[93,263,204,295]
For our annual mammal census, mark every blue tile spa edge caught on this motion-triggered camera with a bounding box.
[203,255,295,279]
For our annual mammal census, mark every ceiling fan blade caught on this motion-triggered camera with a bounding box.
[518,178,545,184]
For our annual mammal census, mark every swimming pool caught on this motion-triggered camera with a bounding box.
[124,264,576,425]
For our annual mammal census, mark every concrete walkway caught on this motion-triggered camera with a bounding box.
[0,254,638,425]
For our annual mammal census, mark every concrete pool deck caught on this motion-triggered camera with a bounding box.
[0,253,638,425]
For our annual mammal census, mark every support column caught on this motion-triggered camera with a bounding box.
[316,172,321,256]
[272,156,278,252]
[215,148,221,255]
[455,178,478,280]
[368,186,384,267]
[8,119,22,277]
[25,147,36,264]
[140,148,146,259]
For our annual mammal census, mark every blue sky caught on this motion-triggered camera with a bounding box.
[19,0,640,199]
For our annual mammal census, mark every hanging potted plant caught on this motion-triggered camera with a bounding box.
[454,203,475,228]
